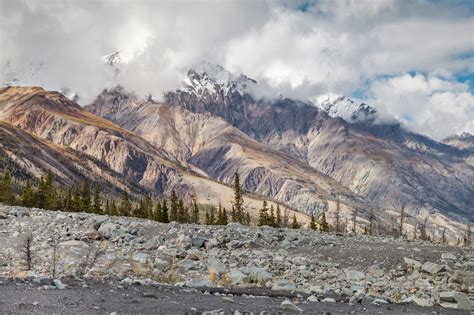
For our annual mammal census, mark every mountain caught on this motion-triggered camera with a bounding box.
[313,94,377,123]
[87,86,366,218]
[442,132,474,152]
[156,65,472,223]
[0,86,310,222]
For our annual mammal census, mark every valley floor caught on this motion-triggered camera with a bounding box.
[0,206,472,314]
[0,278,469,314]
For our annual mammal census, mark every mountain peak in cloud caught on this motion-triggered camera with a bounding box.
[313,93,377,123]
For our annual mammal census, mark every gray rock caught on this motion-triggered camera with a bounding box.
[307,295,318,302]
[321,298,336,303]
[98,223,126,239]
[188,278,213,288]
[422,261,445,274]
[345,270,365,282]
[441,253,457,260]
[403,257,422,269]
[132,253,149,264]
[53,279,66,290]
[280,300,303,312]
[191,238,207,248]
[207,257,226,275]
[0,210,8,219]
[228,269,246,285]
[272,279,297,292]
[439,291,471,310]
[248,267,272,284]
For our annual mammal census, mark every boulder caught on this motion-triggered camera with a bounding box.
[191,238,207,248]
[98,223,126,239]
[345,270,365,282]
[228,269,246,285]
[132,253,149,264]
[207,257,226,275]
[248,267,272,284]
[403,257,422,269]
[280,300,303,312]
[439,291,471,310]
[441,253,457,260]
[53,279,66,290]
[272,279,297,292]
[422,262,445,274]
[188,278,213,288]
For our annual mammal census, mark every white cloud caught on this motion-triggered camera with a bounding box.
[369,73,474,139]
[0,0,472,138]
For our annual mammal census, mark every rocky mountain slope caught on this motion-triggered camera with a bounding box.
[87,86,366,218]
[153,66,473,223]
[443,132,474,152]
[0,86,310,221]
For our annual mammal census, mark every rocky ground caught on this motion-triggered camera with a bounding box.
[0,206,472,314]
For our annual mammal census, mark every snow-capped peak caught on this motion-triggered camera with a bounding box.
[313,93,377,123]
[181,62,256,97]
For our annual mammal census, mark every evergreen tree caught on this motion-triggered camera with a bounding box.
[161,199,169,223]
[119,190,132,216]
[177,198,187,223]
[257,200,269,226]
[0,168,14,204]
[63,188,73,212]
[319,212,330,232]
[153,200,163,222]
[105,199,110,215]
[134,199,147,218]
[233,172,245,223]
[93,186,102,214]
[269,205,276,227]
[231,205,237,222]
[205,209,211,225]
[276,204,282,228]
[21,179,35,208]
[216,203,224,225]
[309,213,317,230]
[222,208,228,225]
[145,195,153,219]
[111,199,117,216]
[291,213,301,229]
[71,185,82,212]
[209,206,216,225]
[191,200,199,224]
[246,212,251,226]
[44,169,56,210]
[36,177,47,209]
[81,181,92,213]
[169,191,178,222]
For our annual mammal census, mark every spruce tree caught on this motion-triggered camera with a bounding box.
[161,199,169,223]
[0,168,13,204]
[63,189,73,212]
[36,177,47,209]
[119,190,132,216]
[222,208,228,225]
[257,200,269,226]
[21,179,35,208]
[169,191,178,222]
[276,204,282,228]
[291,213,300,229]
[191,200,199,224]
[233,172,245,223]
[134,199,147,218]
[45,169,56,210]
[105,199,110,215]
[246,212,251,226]
[209,206,216,225]
[93,186,102,214]
[154,201,163,222]
[145,195,153,219]
[72,185,82,212]
[111,199,117,216]
[205,209,211,225]
[319,212,329,232]
[81,181,92,213]
[309,213,317,230]
[216,203,224,225]
[269,205,276,227]
[231,205,237,222]
[177,198,186,223]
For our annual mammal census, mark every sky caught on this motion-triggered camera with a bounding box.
[0,0,473,140]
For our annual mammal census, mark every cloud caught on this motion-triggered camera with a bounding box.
[369,73,474,139]
[0,0,472,138]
